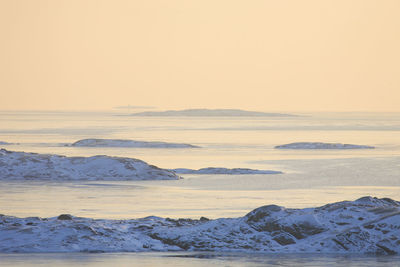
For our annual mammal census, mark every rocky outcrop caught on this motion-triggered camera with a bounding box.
[0,149,180,180]
[1,197,399,254]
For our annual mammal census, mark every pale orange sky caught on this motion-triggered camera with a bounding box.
[0,0,399,112]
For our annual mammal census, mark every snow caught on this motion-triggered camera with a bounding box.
[0,141,13,145]
[275,142,375,149]
[0,149,180,181]
[130,109,294,117]
[171,167,282,175]
[1,197,399,254]
[69,139,199,148]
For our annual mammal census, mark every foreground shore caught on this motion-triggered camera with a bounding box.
[1,196,399,254]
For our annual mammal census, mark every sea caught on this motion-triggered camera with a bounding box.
[0,110,399,266]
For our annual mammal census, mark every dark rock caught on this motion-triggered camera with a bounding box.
[273,233,296,245]
[148,233,191,250]
[57,214,73,220]
[282,223,325,239]
[364,224,374,229]
[200,217,209,222]
[381,198,400,206]
[376,244,396,255]
[245,205,283,222]
[332,238,349,250]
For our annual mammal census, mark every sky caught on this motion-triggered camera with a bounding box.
[0,0,399,112]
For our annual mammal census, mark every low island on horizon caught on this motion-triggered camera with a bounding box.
[130,108,296,117]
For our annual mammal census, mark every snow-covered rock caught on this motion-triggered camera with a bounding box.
[1,197,399,254]
[69,139,199,148]
[0,149,180,180]
[130,109,294,117]
[275,142,374,149]
[171,167,282,175]
[0,141,13,145]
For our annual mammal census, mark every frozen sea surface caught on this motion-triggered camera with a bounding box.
[1,111,400,264]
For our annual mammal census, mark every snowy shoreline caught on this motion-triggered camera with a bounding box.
[1,197,399,254]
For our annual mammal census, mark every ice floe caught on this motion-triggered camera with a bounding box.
[0,149,180,180]
[68,139,199,148]
[275,142,374,149]
[0,197,399,254]
[130,109,294,117]
[171,167,282,175]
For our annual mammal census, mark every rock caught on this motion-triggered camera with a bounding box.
[200,217,210,222]
[272,233,296,245]
[246,205,283,223]
[0,197,399,254]
[57,214,73,220]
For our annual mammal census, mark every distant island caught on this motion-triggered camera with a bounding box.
[0,148,180,181]
[68,138,199,148]
[0,141,17,145]
[275,142,375,149]
[130,109,295,117]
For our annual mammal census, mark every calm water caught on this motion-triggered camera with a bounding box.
[1,252,400,267]
[1,111,400,265]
